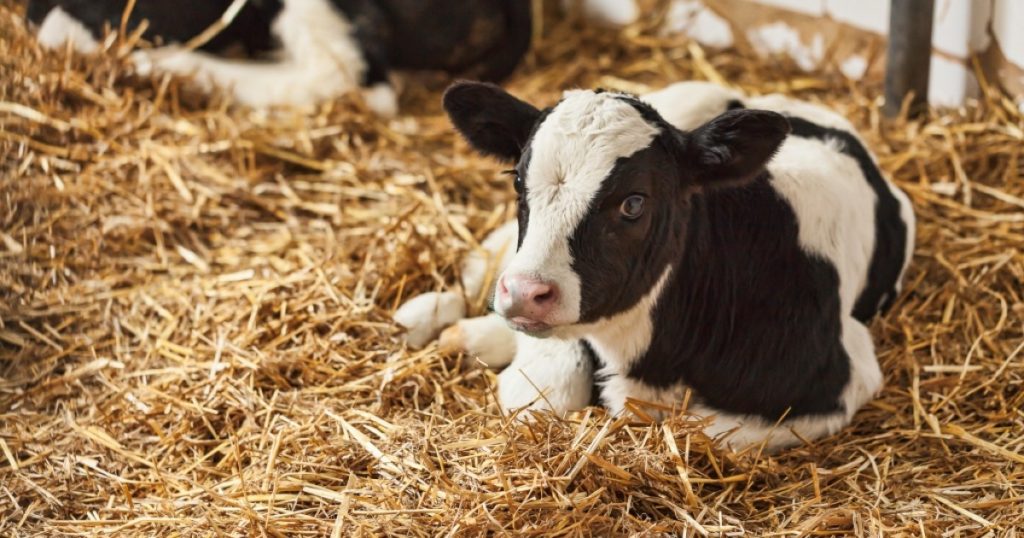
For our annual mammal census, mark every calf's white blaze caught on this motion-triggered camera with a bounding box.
[499,90,659,327]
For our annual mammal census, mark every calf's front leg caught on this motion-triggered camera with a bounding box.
[439,313,517,368]
[498,335,593,415]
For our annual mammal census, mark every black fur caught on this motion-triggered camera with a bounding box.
[513,147,533,249]
[625,174,851,419]
[329,0,532,82]
[582,340,606,407]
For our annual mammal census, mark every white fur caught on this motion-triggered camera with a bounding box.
[745,93,858,133]
[569,0,640,26]
[578,267,673,377]
[599,376,690,419]
[642,81,745,130]
[747,91,917,298]
[361,83,398,117]
[495,90,660,326]
[36,7,99,54]
[498,335,592,414]
[769,136,878,310]
[129,0,376,110]
[771,93,916,295]
[454,313,517,368]
[393,220,518,350]
[393,291,465,348]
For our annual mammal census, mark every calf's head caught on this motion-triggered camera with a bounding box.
[443,82,789,337]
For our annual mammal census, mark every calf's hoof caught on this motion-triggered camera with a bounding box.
[393,291,466,349]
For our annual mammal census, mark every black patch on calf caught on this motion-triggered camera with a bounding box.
[335,0,532,81]
[569,139,688,323]
[25,0,57,24]
[726,99,745,110]
[785,117,910,322]
[465,0,533,82]
[581,340,606,407]
[360,51,391,87]
[623,174,852,420]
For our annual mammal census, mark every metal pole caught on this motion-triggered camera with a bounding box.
[883,0,935,117]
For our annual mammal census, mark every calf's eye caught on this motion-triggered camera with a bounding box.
[620,195,646,220]
[504,169,524,194]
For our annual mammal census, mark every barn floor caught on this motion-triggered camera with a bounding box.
[2,2,1023,536]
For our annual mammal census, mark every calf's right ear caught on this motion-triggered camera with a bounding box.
[443,81,541,162]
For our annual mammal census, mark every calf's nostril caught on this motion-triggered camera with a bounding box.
[528,285,557,306]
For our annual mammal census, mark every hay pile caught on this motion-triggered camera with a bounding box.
[2,1,1022,535]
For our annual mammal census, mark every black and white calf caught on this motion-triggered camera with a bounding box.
[26,0,532,116]
[395,81,915,451]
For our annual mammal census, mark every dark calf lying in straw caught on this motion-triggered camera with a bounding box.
[26,0,532,116]
[396,81,915,451]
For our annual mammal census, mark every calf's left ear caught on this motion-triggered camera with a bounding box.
[682,109,791,188]
[443,81,541,162]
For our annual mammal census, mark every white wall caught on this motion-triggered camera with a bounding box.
[580,0,1024,107]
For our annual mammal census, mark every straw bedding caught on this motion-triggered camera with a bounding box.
[2,1,1022,535]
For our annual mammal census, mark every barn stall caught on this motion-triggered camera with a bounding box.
[1,0,1023,535]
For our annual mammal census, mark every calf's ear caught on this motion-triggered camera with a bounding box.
[683,109,791,188]
[443,81,541,162]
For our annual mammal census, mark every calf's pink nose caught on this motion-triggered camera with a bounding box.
[497,274,559,320]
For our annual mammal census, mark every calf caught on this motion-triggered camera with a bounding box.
[26,0,532,116]
[398,81,915,451]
